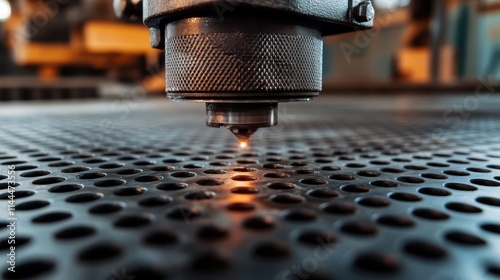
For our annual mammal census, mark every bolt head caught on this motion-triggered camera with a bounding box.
[149,27,162,48]
[355,1,375,23]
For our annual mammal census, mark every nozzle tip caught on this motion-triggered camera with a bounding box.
[229,127,258,144]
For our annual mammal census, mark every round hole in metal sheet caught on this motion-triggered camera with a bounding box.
[133,160,156,166]
[389,192,422,202]
[32,212,72,223]
[17,200,50,211]
[134,175,163,182]
[77,242,123,262]
[233,166,257,172]
[380,167,405,173]
[150,166,174,172]
[480,223,500,234]
[445,183,478,191]
[270,193,305,204]
[157,182,188,191]
[242,216,275,230]
[61,166,91,173]
[397,176,425,184]
[370,180,399,188]
[114,187,146,196]
[230,187,260,194]
[0,190,34,200]
[357,197,390,208]
[321,166,341,171]
[282,208,317,222]
[89,202,125,215]
[11,165,39,171]
[321,202,357,215]
[403,240,447,260]
[445,202,482,213]
[183,163,204,169]
[99,163,125,169]
[470,179,500,187]
[232,175,257,182]
[226,202,255,212]
[197,224,230,241]
[307,188,339,198]
[421,173,448,180]
[300,178,328,185]
[77,172,107,180]
[138,196,172,207]
[196,179,224,186]
[476,196,500,207]
[204,169,227,174]
[171,171,197,178]
[114,214,153,228]
[486,265,500,277]
[143,230,178,246]
[444,231,486,246]
[166,206,202,220]
[54,225,96,240]
[376,215,415,228]
[20,170,51,177]
[48,161,74,167]
[340,221,378,236]
[191,251,229,272]
[116,169,142,175]
[94,179,126,187]
[32,177,66,185]
[185,191,215,200]
[354,252,400,273]
[412,208,450,220]
[404,165,428,171]
[330,174,355,180]
[297,230,336,246]
[263,172,289,179]
[341,184,371,193]
[66,193,103,203]
[48,184,83,193]
[263,163,285,169]
[418,188,451,197]
[253,240,290,258]
[443,170,470,176]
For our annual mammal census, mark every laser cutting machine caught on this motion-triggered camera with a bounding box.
[114,0,375,143]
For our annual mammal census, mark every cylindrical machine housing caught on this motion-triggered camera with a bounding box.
[165,16,323,101]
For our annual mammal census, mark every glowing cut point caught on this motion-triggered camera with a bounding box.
[240,142,247,149]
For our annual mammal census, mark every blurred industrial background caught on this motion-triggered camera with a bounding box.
[0,0,499,100]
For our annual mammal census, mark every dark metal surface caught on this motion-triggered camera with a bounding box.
[143,0,373,34]
[1,95,500,280]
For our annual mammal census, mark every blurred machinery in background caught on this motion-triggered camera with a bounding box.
[0,0,164,100]
[323,0,500,87]
[0,0,499,100]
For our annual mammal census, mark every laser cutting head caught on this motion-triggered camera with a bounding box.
[115,0,374,142]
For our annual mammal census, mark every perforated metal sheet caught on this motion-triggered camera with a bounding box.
[1,95,500,280]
